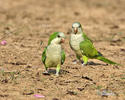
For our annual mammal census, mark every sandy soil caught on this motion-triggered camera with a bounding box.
[0,0,125,100]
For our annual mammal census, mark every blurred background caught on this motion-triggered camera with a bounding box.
[0,0,125,40]
[0,0,125,100]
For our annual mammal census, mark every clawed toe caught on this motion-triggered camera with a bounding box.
[55,72,59,76]
[82,63,87,67]
[42,71,50,75]
[72,60,78,64]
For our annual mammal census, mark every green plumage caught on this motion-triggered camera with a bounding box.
[42,32,65,75]
[97,56,120,65]
[42,46,65,66]
[70,22,120,66]
[48,32,59,45]
[61,50,65,65]
[80,39,120,65]
[82,32,92,42]
[42,32,65,66]
[42,47,47,65]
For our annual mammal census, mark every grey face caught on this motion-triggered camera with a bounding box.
[57,32,65,43]
[50,32,65,44]
[72,22,81,28]
[72,22,82,34]
[57,32,65,38]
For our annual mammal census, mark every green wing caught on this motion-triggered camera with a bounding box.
[82,32,93,43]
[61,49,65,65]
[80,40,99,58]
[48,32,59,45]
[42,47,47,65]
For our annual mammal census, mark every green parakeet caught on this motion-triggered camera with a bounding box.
[42,32,65,76]
[70,22,120,66]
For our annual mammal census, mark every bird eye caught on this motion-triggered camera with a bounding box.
[78,24,81,28]
[58,35,60,38]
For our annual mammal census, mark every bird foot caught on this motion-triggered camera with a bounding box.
[55,72,59,76]
[82,63,87,67]
[73,62,77,64]
[42,71,50,75]
[72,60,78,64]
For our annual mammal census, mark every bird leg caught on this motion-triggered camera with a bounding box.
[82,56,88,66]
[56,64,61,76]
[43,67,50,75]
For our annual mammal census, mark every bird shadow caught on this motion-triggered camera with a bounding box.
[47,69,70,75]
[87,61,108,66]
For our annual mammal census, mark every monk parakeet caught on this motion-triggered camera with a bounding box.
[42,32,65,76]
[70,22,120,66]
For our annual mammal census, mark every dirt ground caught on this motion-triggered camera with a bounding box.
[0,0,125,100]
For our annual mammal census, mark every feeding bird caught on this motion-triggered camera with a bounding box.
[42,32,65,76]
[69,22,120,66]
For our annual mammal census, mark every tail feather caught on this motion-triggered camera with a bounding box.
[97,56,121,66]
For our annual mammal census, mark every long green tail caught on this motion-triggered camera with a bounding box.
[97,56,121,66]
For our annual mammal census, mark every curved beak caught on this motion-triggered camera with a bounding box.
[60,38,65,43]
[74,27,78,34]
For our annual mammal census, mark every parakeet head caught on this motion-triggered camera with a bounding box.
[48,32,65,45]
[72,22,83,34]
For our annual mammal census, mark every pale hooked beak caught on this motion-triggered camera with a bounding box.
[74,27,78,34]
[61,38,65,43]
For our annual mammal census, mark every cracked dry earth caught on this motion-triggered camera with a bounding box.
[0,0,125,100]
